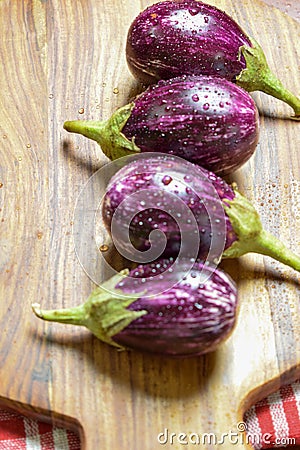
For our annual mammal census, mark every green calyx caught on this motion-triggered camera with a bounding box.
[32,270,147,348]
[223,189,300,272]
[63,103,141,160]
[236,37,300,118]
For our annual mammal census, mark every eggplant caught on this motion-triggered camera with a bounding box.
[126,0,300,117]
[102,154,300,272]
[64,75,259,176]
[32,259,238,357]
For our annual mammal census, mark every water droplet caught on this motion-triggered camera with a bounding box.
[192,93,199,102]
[203,103,210,110]
[113,87,119,94]
[188,7,198,16]
[2,135,7,139]
[78,108,84,114]
[99,244,109,252]
[26,143,31,148]
[204,16,209,23]
[36,231,43,240]
[162,175,172,185]
[219,102,224,108]
[48,93,54,99]
[18,156,22,161]
[102,82,107,87]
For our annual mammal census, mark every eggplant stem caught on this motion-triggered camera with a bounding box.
[223,191,300,272]
[63,103,141,159]
[252,71,300,118]
[32,302,87,325]
[32,276,147,347]
[252,229,300,272]
[64,120,107,143]
[236,38,300,118]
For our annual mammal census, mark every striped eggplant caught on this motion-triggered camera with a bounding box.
[102,154,300,272]
[32,259,238,357]
[64,75,259,176]
[126,0,300,117]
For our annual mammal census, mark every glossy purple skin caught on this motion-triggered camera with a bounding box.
[126,0,251,85]
[102,155,237,262]
[122,75,259,176]
[113,259,238,357]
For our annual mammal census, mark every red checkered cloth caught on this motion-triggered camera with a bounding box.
[0,380,299,449]
[0,410,80,450]
[244,380,300,449]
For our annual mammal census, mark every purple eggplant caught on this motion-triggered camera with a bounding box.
[64,75,259,176]
[102,154,300,272]
[32,259,238,357]
[126,0,300,117]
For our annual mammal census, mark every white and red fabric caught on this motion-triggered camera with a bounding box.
[244,379,300,449]
[0,379,299,449]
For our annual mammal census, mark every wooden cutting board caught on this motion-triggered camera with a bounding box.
[0,0,299,449]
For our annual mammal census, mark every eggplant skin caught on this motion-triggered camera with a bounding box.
[102,155,237,262]
[113,259,238,357]
[123,75,259,176]
[126,0,251,85]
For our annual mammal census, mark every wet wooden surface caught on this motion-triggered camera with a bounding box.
[0,0,299,449]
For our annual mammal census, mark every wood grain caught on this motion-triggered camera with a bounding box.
[0,1,299,449]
